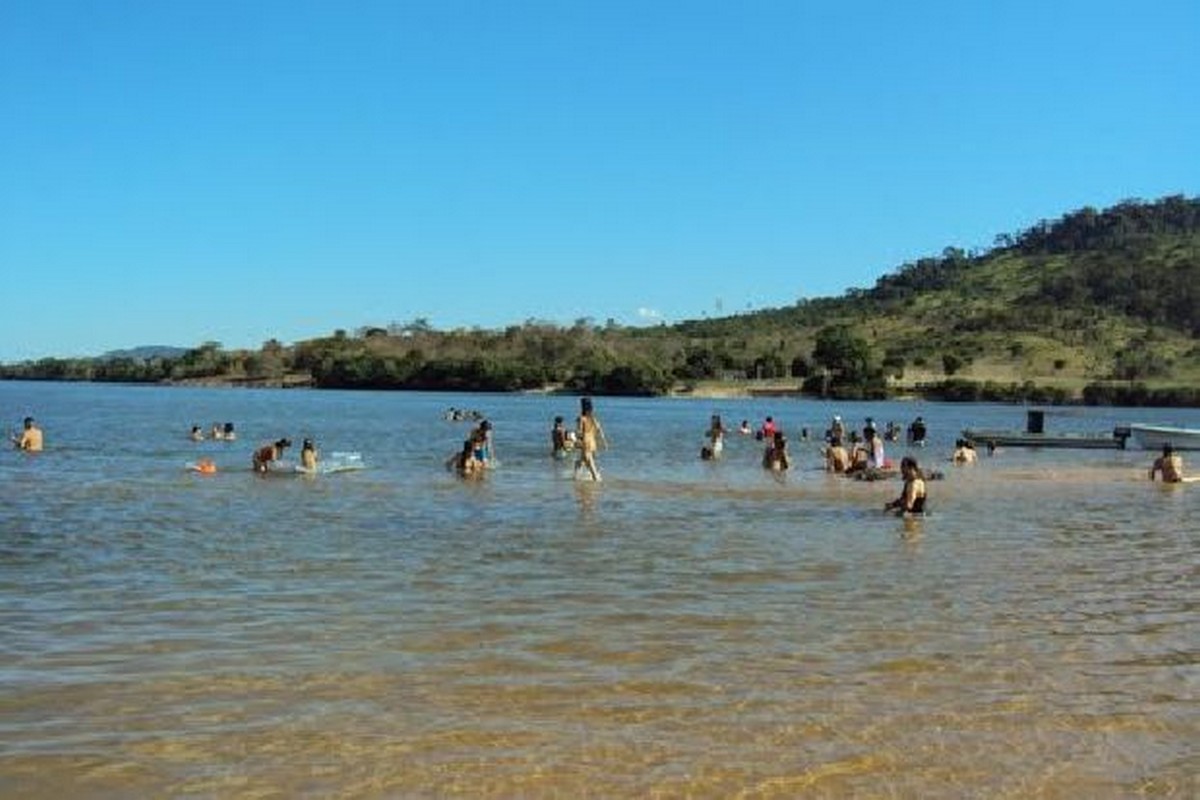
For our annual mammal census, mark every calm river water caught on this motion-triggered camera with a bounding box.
[1,381,1196,797]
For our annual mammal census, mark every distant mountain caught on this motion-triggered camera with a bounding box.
[98,345,191,362]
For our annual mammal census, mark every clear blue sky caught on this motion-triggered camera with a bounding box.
[2,0,1197,362]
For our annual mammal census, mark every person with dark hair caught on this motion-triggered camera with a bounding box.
[574,397,607,481]
[223,422,237,441]
[448,439,484,478]
[824,437,850,473]
[300,438,318,471]
[13,417,43,452]
[253,438,291,473]
[907,416,927,446]
[886,456,927,515]
[470,419,495,467]
[707,413,726,458]
[1148,443,1184,483]
[762,430,790,472]
[551,416,570,459]
[952,438,977,464]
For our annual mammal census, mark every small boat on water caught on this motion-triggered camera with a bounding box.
[963,410,1130,450]
[1127,423,1200,451]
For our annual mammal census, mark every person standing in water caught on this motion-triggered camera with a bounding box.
[470,419,495,467]
[1148,443,1185,483]
[574,397,608,481]
[13,417,43,452]
[706,413,726,458]
[762,431,790,472]
[551,416,570,459]
[300,438,318,471]
[885,456,927,515]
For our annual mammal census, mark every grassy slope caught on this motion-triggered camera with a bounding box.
[663,228,1200,392]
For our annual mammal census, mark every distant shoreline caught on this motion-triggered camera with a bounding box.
[8,373,1186,408]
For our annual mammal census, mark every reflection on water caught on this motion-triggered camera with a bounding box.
[1,383,1197,796]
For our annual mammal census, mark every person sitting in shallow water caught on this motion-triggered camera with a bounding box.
[824,437,850,473]
[845,433,870,475]
[190,425,205,442]
[951,438,977,464]
[447,439,484,478]
[885,456,927,515]
[1148,443,1184,483]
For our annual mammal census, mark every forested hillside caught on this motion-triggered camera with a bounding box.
[4,196,1198,405]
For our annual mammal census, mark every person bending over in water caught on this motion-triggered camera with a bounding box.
[885,456,927,515]
[252,438,291,473]
[13,417,43,452]
[1148,443,1184,483]
[574,397,608,481]
[300,438,318,471]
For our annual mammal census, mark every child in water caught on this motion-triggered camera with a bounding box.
[300,438,318,471]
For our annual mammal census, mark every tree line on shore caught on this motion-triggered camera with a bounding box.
[4,196,1198,406]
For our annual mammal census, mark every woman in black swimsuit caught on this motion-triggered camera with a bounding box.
[886,456,926,515]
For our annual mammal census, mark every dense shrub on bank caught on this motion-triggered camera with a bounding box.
[1081,383,1200,407]
[917,379,1072,405]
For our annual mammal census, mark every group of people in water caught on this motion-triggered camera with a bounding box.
[183,426,318,475]
[454,397,609,481]
[190,422,237,441]
[13,406,1192,500]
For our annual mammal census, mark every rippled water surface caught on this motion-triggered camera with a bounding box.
[1,382,1197,797]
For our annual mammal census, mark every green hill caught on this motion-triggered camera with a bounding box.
[664,195,1200,400]
[4,196,1199,405]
